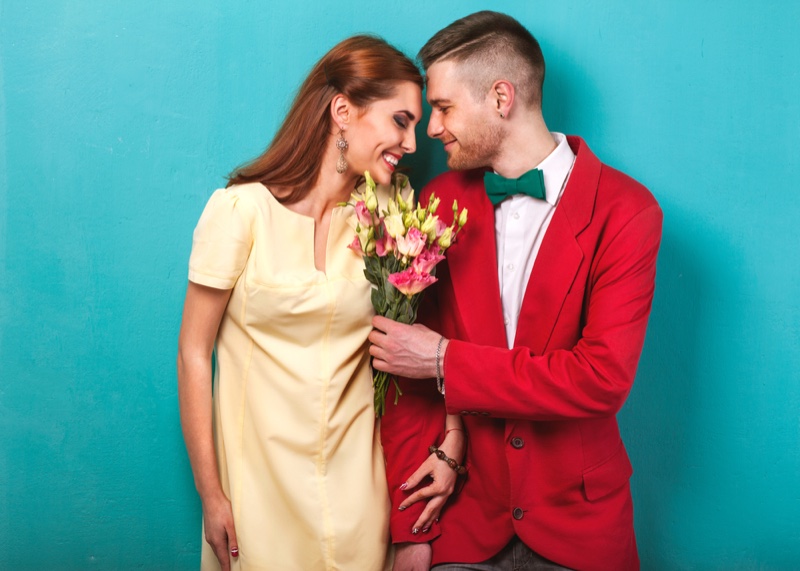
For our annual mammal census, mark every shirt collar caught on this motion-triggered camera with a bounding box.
[535,132,576,206]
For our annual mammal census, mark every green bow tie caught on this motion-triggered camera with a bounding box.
[483,169,546,206]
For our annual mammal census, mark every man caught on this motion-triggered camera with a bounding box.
[370,11,662,571]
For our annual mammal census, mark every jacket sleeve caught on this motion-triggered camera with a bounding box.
[380,285,449,543]
[444,204,663,421]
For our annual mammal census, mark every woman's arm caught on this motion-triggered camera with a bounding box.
[177,281,238,570]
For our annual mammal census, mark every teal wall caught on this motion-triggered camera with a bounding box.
[2,1,798,569]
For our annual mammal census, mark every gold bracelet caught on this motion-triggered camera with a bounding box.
[428,445,467,474]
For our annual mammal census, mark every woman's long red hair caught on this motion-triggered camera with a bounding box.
[227,35,423,203]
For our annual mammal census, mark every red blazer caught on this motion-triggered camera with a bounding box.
[381,137,662,571]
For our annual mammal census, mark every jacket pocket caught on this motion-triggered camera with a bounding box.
[582,443,633,502]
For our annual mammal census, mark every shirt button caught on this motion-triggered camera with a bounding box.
[512,211,520,220]
[504,316,510,325]
[511,437,524,449]
[513,507,524,520]
[507,263,514,271]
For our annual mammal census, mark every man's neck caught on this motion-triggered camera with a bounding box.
[491,115,557,179]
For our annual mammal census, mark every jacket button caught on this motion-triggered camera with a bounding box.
[460,411,469,415]
[512,507,524,520]
[511,437,524,449]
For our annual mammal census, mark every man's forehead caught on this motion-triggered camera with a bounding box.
[425,60,464,101]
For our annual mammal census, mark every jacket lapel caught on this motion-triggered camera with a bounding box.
[445,176,508,349]
[513,137,601,354]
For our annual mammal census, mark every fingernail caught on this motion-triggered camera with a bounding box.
[399,482,408,491]
[435,518,439,523]
[412,528,419,534]
[230,547,239,557]
[398,506,406,511]
[422,527,430,533]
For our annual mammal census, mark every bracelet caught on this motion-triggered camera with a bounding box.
[429,445,467,474]
[444,428,464,437]
[435,336,445,395]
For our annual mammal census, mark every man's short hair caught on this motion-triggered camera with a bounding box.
[418,11,545,109]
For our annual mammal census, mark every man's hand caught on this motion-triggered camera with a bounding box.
[369,316,448,379]
[393,542,433,571]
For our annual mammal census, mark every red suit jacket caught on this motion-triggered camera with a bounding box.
[381,137,662,571]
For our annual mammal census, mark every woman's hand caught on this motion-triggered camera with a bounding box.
[398,427,465,534]
[202,493,239,571]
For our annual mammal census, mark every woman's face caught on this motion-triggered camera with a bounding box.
[344,81,422,186]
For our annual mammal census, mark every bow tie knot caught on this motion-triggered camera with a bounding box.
[484,169,546,206]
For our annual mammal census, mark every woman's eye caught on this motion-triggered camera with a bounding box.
[394,115,408,128]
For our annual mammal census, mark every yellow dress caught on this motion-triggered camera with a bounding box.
[188,182,391,571]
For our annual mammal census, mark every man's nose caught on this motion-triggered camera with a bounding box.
[427,111,443,139]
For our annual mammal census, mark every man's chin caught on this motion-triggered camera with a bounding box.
[446,155,480,171]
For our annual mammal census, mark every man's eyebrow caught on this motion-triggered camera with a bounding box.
[428,98,450,107]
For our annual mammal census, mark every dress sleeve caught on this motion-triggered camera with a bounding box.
[188,187,254,289]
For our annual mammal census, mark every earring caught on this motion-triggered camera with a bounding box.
[499,111,505,119]
[336,130,348,174]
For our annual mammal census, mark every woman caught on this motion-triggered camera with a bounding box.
[177,36,464,571]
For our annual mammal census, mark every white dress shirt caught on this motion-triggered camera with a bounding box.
[495,132,576,348]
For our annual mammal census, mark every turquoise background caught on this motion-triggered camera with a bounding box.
[1,1,798,569]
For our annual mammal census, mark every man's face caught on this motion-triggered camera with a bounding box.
[425,60,502,171]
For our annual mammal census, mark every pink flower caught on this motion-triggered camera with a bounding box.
[411,247,445,275]
[355,201,373,228]
[375,224,396,257]
[347,235,364,256]
[396,227,427,258]
[435,218,448,238]
[388,267,438,296]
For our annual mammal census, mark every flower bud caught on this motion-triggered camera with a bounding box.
[420,215,438,242]
[438,227,453,249]
[384,214,406,238]
[458,208,468,228]
[365,188,378,213]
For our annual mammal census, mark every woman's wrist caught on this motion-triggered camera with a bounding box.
[438,429,465,464]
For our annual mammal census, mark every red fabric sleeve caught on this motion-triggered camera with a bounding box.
[445,204,663,420]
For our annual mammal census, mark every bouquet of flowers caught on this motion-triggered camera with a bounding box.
[346,171,467,416]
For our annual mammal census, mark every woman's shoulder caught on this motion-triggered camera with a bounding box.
[213,181,270,203]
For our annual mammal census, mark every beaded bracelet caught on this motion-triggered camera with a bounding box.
[429,445,467,474]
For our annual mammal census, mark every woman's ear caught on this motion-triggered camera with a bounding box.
[330,94,352,131]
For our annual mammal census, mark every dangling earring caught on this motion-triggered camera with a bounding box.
[336,130,348,174]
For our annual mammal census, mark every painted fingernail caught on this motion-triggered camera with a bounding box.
[230,547,239,557]
[399,482,408,491]
[422,527,430,533]
[398,505,406,511]
[435,518,439,523]
[412,528,420,534]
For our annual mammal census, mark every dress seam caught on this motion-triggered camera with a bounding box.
[317,279,338,570]
[233,295,254,533]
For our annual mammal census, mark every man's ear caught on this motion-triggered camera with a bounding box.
[492,80,515,119]
[330,94,352,130]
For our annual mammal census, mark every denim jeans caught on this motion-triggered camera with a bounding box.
[432,537,574,571]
